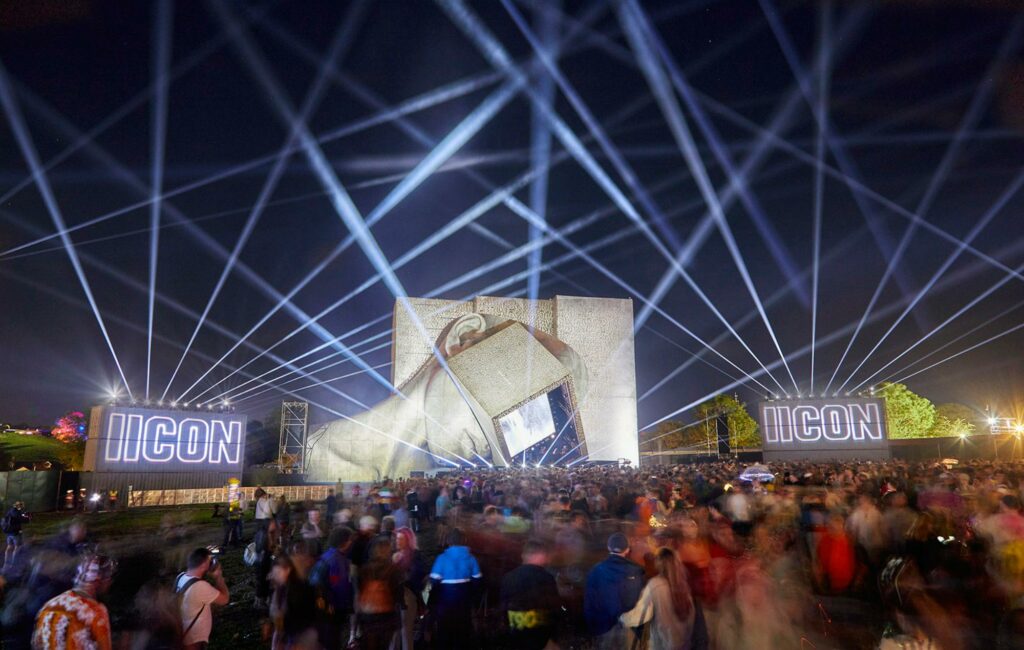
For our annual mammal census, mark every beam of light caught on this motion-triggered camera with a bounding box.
[880,296,1024,384]
[864,258,1024,389]
[236,361,393,403]
[638,224,869,403]
[623,0,808,311]
[754,0,1024,394]
[3,82,394,409]
[641,235,1024,430]
[846,168,1024,394]
[0,63,134,400]
[210,0,504,466]
[894,320,1024,385]
[0,64,504,259]
[230,350,392,403]
[190,95,654,402]
[690,85,1024,291]
[147,0,173,401]
[618,0,799,395]
[578,409,731,466]
[0,5,271,214]
[215,156,815,410]
[525,0,558,364]
[830,15,1024,395]
[809,1,831,396]
[502,0,686,253]
[528,1,851,308]
[161,1,368,401]
[631,5,871,336]
[441,0,787,396]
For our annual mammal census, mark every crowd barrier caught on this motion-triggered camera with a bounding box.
[126,484,334,508]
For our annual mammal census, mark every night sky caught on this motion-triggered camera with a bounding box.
[1,0,1023,429]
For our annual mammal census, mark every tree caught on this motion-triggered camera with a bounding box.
[51,411,88,443]
[694,394,760,449]
[645,420,709,451]
[934,403,979,427]
[929,415,974,438]
[877,382,935,439]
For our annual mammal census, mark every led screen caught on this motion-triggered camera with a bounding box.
[497,392,557,457]
[84,405,247,473]
[758,397,890,461]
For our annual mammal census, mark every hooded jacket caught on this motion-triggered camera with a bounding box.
[584,553,645,635]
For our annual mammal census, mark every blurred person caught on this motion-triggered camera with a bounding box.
[847,493,885,568]
[392,498,410,531]
[427,528,483,649]
[300,509,323,556]
[31,554,116,650]
[620,547,695,650]
[500,538,561,650]
[128,581,182,650]
[351,515,379,568]
[354,538,403,650]
[435,486,452,542]
[275,495,292,543]
[221,491,245,549]
[310,527,355,648]
[392,527,427,650]
[815,513,858,595]
[325,489,338,525]
[724,483,753,537]
[254,488,275,529]
[175,547,229,650]
[3,500,30,568]
[251,519,276,609]
[584,532,645,649]
[406,488,421,532]
[267,555,318,650]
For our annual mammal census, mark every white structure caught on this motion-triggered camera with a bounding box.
[305,295,638,482]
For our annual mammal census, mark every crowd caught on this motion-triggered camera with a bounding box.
[5,458,1024,648]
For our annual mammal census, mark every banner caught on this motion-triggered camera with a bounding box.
[758,397,890,460]
[83,406,247,473]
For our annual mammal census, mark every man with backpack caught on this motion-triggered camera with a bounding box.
[175,548,230,650]
[2,500,30,569]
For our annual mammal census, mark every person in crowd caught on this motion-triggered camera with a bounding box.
[815,513,858,595]
[222,492,245,549]
[406,488,422,532]
[435,486,452,543]
[310,527,355,648]
[300,508,324,556]
[275,495,292,543]
[584,532,645,648]
[267,554,318,649]
[324,489,338,526]
[620,547,695,650]
[254,488,275,529]
[31,554,116,650]
[428,528,483,649]
[351,515,379,568]
[392,526,427,650]
[3,500,30,568]
[354,537,404,650]
[500,538,561,650]
[175,547,230,650]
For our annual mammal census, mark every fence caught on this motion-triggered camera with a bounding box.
[127,484,334,508]
[0,470,63,512]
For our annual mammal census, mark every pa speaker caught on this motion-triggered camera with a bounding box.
[716,415,731,455]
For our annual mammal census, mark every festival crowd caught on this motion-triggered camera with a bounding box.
[4,458,1024,649]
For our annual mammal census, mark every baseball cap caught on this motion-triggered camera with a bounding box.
[607,532,629,554]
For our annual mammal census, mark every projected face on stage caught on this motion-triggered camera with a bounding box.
[305,311,589,481]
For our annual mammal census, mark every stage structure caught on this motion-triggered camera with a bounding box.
[306,296,638,482]
[758,397,891,461]
[278,401,309,473]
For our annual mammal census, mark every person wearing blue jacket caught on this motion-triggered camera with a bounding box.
[428,528,482,648]
[584,532,645,649]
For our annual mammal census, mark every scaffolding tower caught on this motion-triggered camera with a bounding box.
[278,401,309,473]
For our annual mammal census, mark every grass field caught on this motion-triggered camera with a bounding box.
[0,432,83,468]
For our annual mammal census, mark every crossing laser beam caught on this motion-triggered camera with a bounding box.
[0,63,134,400]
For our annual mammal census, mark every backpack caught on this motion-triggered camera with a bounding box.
[0,513,11,534]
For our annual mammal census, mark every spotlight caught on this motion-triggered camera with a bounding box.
[170,402,178,408]
[988,417,998,426]
[1016,424,1024,434]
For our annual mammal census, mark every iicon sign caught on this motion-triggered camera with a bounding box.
[83,406,247,473]
[758,397,889,461]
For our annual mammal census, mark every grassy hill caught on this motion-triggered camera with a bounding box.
[0,432,84,469]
